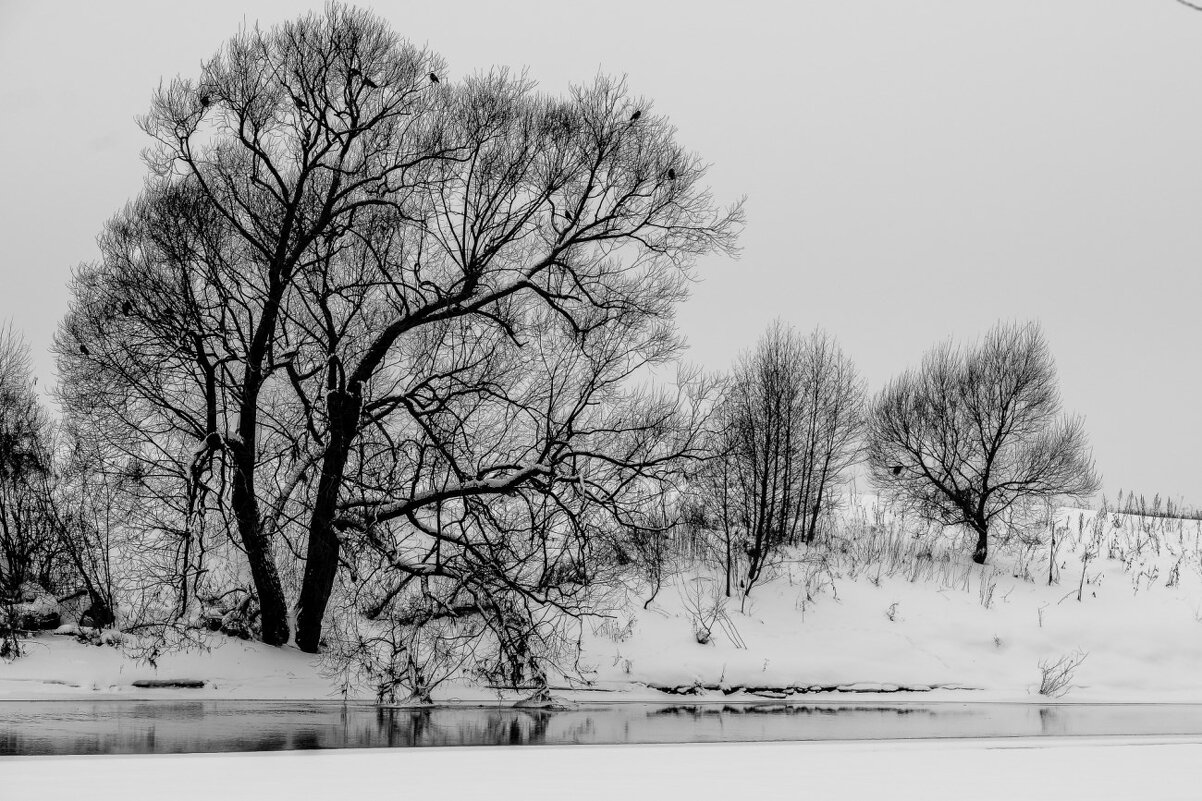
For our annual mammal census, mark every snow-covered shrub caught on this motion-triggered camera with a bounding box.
[70,626,128,648]
[0,583,62,634]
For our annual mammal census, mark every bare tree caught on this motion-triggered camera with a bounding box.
[288,67,741,652]
[57,3,743,659]
[330,323,721,690]
[0,326,61,598]
[867,320,1100,565]
[690,396,742,598]
[130,5,450,645]
[701,323,864,600]
[793,329,866,544]
[56,181,301,643]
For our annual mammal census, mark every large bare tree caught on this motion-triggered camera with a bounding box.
[287,68,741,652]
[104,5,453,644]
[57,3,742,658]
[867,320,1100,564]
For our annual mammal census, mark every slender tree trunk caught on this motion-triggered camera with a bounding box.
[295,388,361,653]
[806,453,834,545]
[724,531,732,597]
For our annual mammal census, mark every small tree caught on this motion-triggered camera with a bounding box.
[867,321,1099,565]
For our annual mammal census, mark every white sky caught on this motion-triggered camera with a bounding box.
[1,0,1200,504]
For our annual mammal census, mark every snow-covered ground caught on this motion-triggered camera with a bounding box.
[0,634,331,700]
[2,499,1201,705]
[573,501,1202,705]
[10,738,1202,801]
[4,500,1202,799]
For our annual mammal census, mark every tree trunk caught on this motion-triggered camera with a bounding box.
[225,263,294,647]
[228,355,291,647]
[804,502,820,545]
[724,529,732,598]
[805,452,834,544]
[295,389,360,653]
[230,447,290,646]
[971,521,989,565]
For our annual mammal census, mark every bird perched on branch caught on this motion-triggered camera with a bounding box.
[79,343,90,356]
[667,167,676,180]
[629,109,641,122]
[350,67,378,88]
[122,300,132,316]
[891,465,903,476]
[429,72,440,84]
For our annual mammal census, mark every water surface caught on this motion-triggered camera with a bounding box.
[3,700,1202,755]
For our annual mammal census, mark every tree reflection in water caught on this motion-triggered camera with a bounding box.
[1,701,1201,755]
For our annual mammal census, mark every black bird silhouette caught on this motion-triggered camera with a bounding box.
[122,301,132,316]
[79,344,90,356]
[667,167,676,180]
[629,109,641,122]
[891,465,903,476]
[199,93,211,108]
[429,72,440,84]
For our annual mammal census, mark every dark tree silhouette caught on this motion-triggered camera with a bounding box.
[700,323,864,600]
[290,67,741,653]
[867,321,1100,565]
[0,326,57,598]
[57,3,743,663]
[76,5,454,645]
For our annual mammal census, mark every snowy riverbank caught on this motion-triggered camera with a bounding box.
[3,503,1201,705]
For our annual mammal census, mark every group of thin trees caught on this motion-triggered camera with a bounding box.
[694,324,866,599]
[0,328,57,598]
[0,4,1102,698]
[0,328,117,649]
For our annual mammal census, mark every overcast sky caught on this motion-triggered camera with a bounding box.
[1,0,1200,504]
